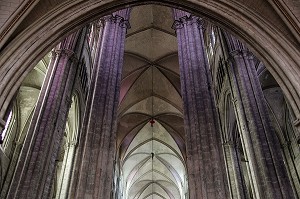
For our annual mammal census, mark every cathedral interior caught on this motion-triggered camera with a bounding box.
[0,1,300,199]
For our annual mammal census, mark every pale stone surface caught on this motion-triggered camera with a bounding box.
[4,31,82,199]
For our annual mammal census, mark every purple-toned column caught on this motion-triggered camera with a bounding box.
[172,9,228,199]
[74,9,130,199]
[224,31,296,199]
[69,21,104,199]
[6,31,82,199]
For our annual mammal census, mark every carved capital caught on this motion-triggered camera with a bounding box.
[229,49,251,57]
[54,49,74,57]
[172,20,184,30]
[51,49,79,64]
[115,15,131,29]
[172,15,206,30]
[102,15,131,29]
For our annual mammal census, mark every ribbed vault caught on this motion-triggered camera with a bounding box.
[117,5,188,199]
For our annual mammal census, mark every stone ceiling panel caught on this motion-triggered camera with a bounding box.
[117,113,150,146]
[128,5,174,36]
[122,53,149,78]
[120,67,146,104]
[153,67,182,111]
[157,54,180,75]
[124,96,181,116]
[121,119,186,199]
[119,67,152,114]
[119,5,186,199]
[125,29,177,61]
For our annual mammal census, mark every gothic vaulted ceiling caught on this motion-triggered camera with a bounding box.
[117,5,188,199]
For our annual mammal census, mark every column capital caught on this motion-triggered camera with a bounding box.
[172,15,207,30]
[229,49,254,58]
[51,49,79,63]
[51,49,73,57]
[102,14,131,29]
[172,19,184,30]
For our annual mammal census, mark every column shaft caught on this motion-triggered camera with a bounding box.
[224,32,296,199]
[223,142,249,199]
[173,9,228,199]
[69,22,104,198]
[74,9,130,199]
[6,31,82,199]
[55,143,76,199]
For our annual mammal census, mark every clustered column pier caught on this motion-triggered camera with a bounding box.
[5,30,84,199]
[73,9,130,199]
[172,9,229,199]
[224,31,297,199]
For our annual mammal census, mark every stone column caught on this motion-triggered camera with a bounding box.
[69,21,104,199]
[172,10,228,199]
[73,9,130,199]
[5,30,83,199]
[223,140,249,199]
[55,141,77,199]
[224,31,296,199]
